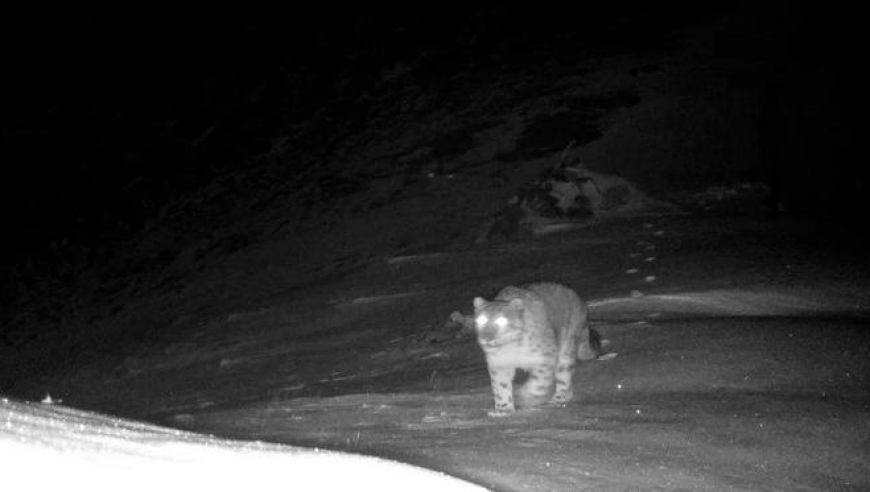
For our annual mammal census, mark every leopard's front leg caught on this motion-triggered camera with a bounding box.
[487,366,516,417]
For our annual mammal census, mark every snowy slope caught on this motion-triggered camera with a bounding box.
[0,397,488,491]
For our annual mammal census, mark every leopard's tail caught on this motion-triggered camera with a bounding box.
[577,327,617,361]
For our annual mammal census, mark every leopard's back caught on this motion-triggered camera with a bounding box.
[518,282,586,325]
[497,282,588,346]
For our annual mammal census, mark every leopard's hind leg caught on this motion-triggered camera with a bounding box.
[516,364,555,408]
[551,326,579,405]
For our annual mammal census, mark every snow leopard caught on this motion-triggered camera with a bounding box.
[473,282,613,417]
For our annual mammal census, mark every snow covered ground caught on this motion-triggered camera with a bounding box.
[9,212,869,491]
[0,397,487,491]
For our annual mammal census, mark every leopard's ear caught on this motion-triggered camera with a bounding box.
[473,297,487,310]
[509,298,524,309]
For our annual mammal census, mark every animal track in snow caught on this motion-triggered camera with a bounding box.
[624,221,666,297]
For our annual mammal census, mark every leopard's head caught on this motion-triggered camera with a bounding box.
[472,297,525,350]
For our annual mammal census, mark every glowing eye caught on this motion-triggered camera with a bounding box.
[475,315,488,327]
[494,316,508,328]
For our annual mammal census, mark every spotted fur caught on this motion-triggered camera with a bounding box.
[473,282,606,417]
